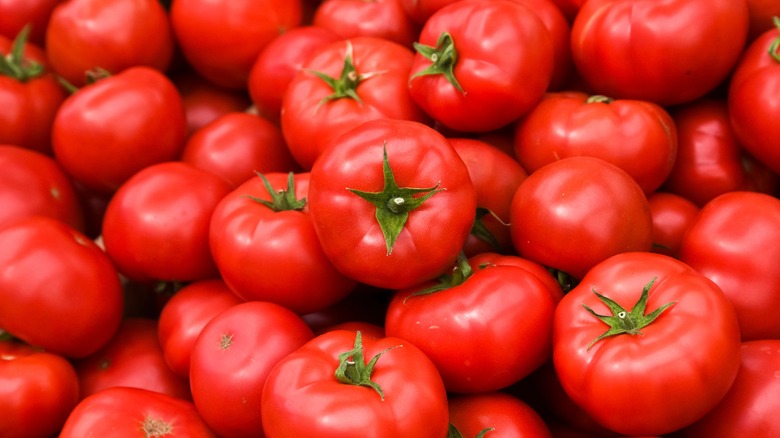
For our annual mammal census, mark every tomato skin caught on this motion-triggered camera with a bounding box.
[189,301,314,438]
[308,118,477,289]
[746,0,780,41]
[571,0,749,106]
[45,0,174,87]
[313,0,419,48]
[172,71,253,138]
[52,66,187,194]
[467,252,564,304]
[261,330,449,438]
[59,386,217,437]
[408,0,554,132]
[679,191,780,341]
[0,341,80,438]
[509,156,653,280]
[101,161,232,283]
[646,192,700,258]
[0,0,62,46]
[448,392,553,438]
[553,252,741,436]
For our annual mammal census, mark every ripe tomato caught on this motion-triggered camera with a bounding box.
[746,0,780,41]
[448,392,552,438]
[571,0,749,106]
[408,0,554,132]
[308,118,477,289]
[0,0,61,46]
[400,0,459,24]
[553,252,741,436]
[172,70,253,137]
[646,192,700,258]
[261,330,449,437]
[313,0,419,48]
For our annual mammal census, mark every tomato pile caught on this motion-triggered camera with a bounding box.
[2,0,780,437]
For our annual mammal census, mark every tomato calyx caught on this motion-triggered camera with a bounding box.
[406,251,472,300]
[307,41,386,106]
[245,172,306,211]
[0,25,44,82]
[141,416,173,437]
[447,424,495,438]
[334,331,401,401]
[582,277,676,350]
[348,144,442,255]
[769,16,780,62]
[411,32,465,93]
[586,95,614,104]
[470,208,504,251]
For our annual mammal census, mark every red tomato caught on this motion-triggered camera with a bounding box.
[281,36,429,170]
[408,0,554,132]
[647,192,700,258]
[180,112,298,188]
[662,98,778,206]
[59,387,217,437]
[679,191,780,340]
[190,301,314,438]
[0,341,79,437]
[571,0,749,106]
[448,392,553,438]
[728,19,780,174]
[681,340,780,437]
[313,0,419,48]
[746,0,780,41]
[553,252,742,436]
[385,254,557,393]
[261,330,449,437]
[172,70,253,137]
[467,252,565,304]
[400,0,460,24]
[514,91,677,195]
[509,156,653,280]
[75,318,191,402]
[308,118,477,289]
[0,216,124,358]
[45,0,174,87]
[209,172,357,314]
[101,161,232,283]
[0,144,84,232]
[52,66,187,194]
[170,0,302,89]
[157,279,244,378]
[0,0,62,46]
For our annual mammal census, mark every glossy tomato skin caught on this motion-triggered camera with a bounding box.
[0,216,124,358]
[170,0,302,89]
[190,301,314,438]
[679,191,780,340]
[681,340,780,437]
[101,161,232,283]
[261,330,449,438]
[448,392,553,438]
[52,66,187,194]
[0,144,84,232]
[0,0,62,46]
[514,91,678,195]
[646,192,700,258]
[313,0,419,48]
[308,118,477,289]
[509,156,653,280]
[172,71,252,137]
[408,0,554,132]
[571,0,749,106]
[467,252,564,304]
[0,341,79,438]
[553,252,741,436]
[59,387,217,437]
[45,0,174,87]
[747,0,780,41]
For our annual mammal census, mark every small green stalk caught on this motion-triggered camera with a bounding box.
[244,172,306,211]
[405,251,472,301]
[447,424,495,438]
[334,331,400,400]
[770,16,780,63]
[0,25,44,82]
[411,32,464,93]
[307,41,386,107]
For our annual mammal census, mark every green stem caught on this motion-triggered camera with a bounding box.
[410,32,464,93]
[334,331,401,400]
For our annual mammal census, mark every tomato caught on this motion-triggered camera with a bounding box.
[509,156,653,280]
[385,253,557,393]
[0,0,62,46]
[466,252,564,304]
[209,172,357,314]
[281,36,429,170]
[662,98,778,206]
[308,118,476,289]
[180,112,299,188]
[45,0,174,87]
[157,279,244,378]
[172,70,253,137]
[170,0,302,89]
[0,28,66,155]
[646,192,700,258]
[101,161,232,283]
[247,25,341,123]
[400,0,460,24]
[407,0,553,132]
[59,386,217,437]
[679,191,780,340]
[313,0,419,48]
[553,252,742,436]
[0,340,79,438]
[514,91,677,195]
[681,340,780,437]
[728,18,780,174]
[448,137,527,256]
[52,66,187,194]
[0,216,123,358]
[0,144,84,232]
[746,0,780,41]
[448,392,552,438]
[189,301,313,438]
[261,330,449,437]
[75,318,191,402]
[571,0,749,106]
